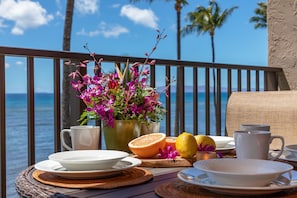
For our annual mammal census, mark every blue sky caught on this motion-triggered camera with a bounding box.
[2,0,267,93]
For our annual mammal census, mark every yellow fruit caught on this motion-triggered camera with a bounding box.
[128,133,166,158]
[195,135,216,150]
[175,132,197,158]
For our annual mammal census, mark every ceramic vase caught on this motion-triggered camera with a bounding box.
[103,120,141,152]
[140,122,160,136]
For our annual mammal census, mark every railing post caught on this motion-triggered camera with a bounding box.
[265,71,278,91]
[27,57,35,165]
[205,68,210,134]
[54,59,61,152]
[180,66,185,132]
[0,55,6,198]
[165,65,171,136]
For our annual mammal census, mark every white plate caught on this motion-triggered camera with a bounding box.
[178,168,297,196]
[48,150,129,171]
[279,150,297,162]
[193,158,293,187]
[285,145,297,158]
[209,136,234,148]
[215,142,235,153]
[35,157,141,179]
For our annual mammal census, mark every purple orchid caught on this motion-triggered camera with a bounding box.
[159,146,178,160]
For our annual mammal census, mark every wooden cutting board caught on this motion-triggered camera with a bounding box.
[136,156,195,167]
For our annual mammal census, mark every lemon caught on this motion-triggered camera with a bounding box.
[176,132,197,158]
[195,135,216,150]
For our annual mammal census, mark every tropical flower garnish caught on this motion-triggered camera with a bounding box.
[159,145,178,160]
[197,143,223,158]
[197,143,216,152]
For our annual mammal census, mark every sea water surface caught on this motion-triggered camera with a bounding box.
[5,92,228,197]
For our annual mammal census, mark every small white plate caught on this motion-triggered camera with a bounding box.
[279,150,297,162]
[35,157,141,179]
[215,142,235,153]
[48,150,129,171]
[193,158,293,187]
[178,168,297,196]
[209,136,234,148]
[285,145,297,158]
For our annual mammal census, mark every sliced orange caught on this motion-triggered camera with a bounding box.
[165,136,177,150]
[128,133,166,158]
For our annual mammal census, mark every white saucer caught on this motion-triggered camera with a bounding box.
[279,150,297,162]
[209,136,234,148]
[178,168,297,196]
[215,142,235,153]
[35,157,141,179]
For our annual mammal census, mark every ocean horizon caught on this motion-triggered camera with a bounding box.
[5,92,228,197]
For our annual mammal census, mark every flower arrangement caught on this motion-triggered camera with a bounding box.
[69,30,169,128]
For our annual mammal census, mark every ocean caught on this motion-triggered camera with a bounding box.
[5,92,228,197]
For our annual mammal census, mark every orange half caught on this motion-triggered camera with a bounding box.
[128,133,166,158]
[165,136,177,150]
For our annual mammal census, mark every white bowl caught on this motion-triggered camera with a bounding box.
[285,144,297,157]
[193,158,293,187]
[48,150,129,171]
[209,136,234,148]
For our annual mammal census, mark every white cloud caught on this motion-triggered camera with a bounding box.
[75,0,98,14]
[77,22,129,38]
[112,4,121,9]
[120,5,158,29]
[0,0,53,35]
[101,26,129,38]
[16,61,23,65]
[5,63,10,68]
[56,11,64,20]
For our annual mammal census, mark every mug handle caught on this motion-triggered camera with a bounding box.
[268,135,285,160]
[60,129,73,151]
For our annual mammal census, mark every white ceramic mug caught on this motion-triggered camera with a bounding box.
[240,124,270,131]
[234,130,284,160]
[60,126,100,150]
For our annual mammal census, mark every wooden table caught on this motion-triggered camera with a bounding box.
[15,164,184,198]
[15,163,297,198]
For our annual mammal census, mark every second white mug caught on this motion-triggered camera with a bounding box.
[234,130,284,160]
[240,124,270,131]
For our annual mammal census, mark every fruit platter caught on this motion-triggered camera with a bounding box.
[128,132,235,167]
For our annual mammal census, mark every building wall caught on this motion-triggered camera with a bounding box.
[268,0,297,90]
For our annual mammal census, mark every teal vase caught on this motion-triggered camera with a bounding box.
[103,120,141,152]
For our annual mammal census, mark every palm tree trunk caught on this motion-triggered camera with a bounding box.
[210,34,219,134]
[174,2,182,136]
[62,0,74,130]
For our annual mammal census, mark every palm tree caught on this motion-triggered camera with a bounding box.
[130,0,188,136]
[250,2,267,29]
[62,0,74,130]
[182,0,238,134]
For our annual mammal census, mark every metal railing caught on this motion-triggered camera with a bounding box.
[0,46,283,197]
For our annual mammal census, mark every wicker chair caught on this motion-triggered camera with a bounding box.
[226,91,297,149]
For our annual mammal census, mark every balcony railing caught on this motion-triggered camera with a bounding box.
[0,46,283,197]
